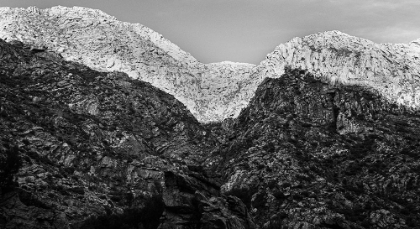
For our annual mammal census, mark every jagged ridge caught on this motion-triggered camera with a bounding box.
[2,6,418,123]
[0,6,257,122]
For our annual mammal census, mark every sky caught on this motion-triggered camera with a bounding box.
[1,0,419,64]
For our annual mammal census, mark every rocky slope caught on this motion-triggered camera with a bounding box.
[0,38,255,229]
[257,31,420,106]
[1,7,419,123]
[210,67,420,228]
[1,5,420,229]
[1,35,420,229]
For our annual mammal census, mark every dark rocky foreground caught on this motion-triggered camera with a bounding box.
[210,68,420,228]
[0,39,255,229]
[0,39,419,229]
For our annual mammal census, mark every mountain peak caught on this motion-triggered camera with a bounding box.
[262,28,420,111]
[0,6,419,123]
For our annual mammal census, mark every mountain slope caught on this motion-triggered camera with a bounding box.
[0,34,420,229]
[234,31,420,123]
[1,6,420,228]
[0,6,257,122]
[260,31,420,106]
[1,7,419,123]
[0,38,255,229]
[211,67,420,228]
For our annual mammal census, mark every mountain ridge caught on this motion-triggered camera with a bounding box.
[1,33,420,228]
[1,6,419,122]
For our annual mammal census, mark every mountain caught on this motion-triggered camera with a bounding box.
[1,5,420,229]
[212,67,420,228]
[0,7,419,123]
[0,6,257,122]
[258,30,420,107]
[0,39,255,228]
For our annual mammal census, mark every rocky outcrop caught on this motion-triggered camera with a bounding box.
[212,67,420,228]
[0,38,254,229]
[197,62,256,119]
[232,31,420,124]
[259,31,420,105]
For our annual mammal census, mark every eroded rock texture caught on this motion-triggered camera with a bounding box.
[1,37,420,229]
[210,67,420,228]
[0,6,257,122]
[1,7,418,122]
[259,31,420,106]
[1,6,420,229]
[0,39,255,229]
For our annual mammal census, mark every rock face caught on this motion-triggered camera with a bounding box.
[211,67,420,228]
[258,31,420,107]
[230,31,420,124]
[2,7,418,123]
[0,39,255,229]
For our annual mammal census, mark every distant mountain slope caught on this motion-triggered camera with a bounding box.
[0,7,419,123]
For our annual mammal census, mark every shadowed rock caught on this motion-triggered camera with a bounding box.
[0,38,254,229]
[211,67,420,228]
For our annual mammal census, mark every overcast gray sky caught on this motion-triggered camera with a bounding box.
[1,0,419,64]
